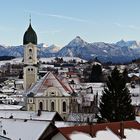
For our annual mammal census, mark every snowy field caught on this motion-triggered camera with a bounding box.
[0,57,86,67]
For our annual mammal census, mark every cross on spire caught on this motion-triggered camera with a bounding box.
[29,14,31,25]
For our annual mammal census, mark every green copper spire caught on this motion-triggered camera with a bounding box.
[23,17,37,45]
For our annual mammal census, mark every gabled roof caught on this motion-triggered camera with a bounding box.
[26,72,71,97]
[57,121,140,140]
[0,110,63,121]
[0,118,50,140]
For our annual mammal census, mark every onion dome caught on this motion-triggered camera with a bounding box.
[23,23,37,45]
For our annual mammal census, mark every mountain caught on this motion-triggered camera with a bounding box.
[0,37,140,63]
[0,43,60,58]
[57,37,140,63]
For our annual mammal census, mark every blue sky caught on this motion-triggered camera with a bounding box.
[0,0,140,46]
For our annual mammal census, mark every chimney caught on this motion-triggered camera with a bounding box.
[120,121,125,139]
[37,109,41,116]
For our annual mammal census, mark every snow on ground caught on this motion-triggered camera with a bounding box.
[40,57,87,63]
[0,111,57,121]
[0,57,86,67]
[0,58,22,67]
[0,118,49,140]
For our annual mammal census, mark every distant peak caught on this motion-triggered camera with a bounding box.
[75,36,81,39]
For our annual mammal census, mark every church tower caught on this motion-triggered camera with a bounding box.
[23,19,38,91]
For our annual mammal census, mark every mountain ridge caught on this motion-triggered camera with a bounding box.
[0,37,140,63]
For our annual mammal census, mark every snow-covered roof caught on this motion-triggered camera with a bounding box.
[60,120,140,140]
[0,118,50,140]
[70,129,119,140]
[26,72,71,97]
[67,113,96,122]
[128,73,140,78]
[1,89,14,93]
[0,105,22,110]
[15,80,24,85]
[0,111,57,121]
[70,128,140,140]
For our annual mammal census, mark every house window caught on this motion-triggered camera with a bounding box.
[51,101,55,111]
[62,101,66,112]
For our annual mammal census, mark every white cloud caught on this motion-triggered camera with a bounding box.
[25,10,89,23]
[114,22,140,30]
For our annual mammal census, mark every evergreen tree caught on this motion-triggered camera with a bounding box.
[99,67,135,122]
[123,68,129,83]
[90,64,102,82]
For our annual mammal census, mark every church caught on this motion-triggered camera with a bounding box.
[23,20,72,118]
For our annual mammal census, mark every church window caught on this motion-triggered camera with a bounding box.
[62,101,67,112]
[29,106,33,111]
[29,56,32,59]
[31,68,33,71]
[39,102,43,111]
[29,48,32,53]
[51,101,55,111]
[28,68,30,71]
[51,92,55,96]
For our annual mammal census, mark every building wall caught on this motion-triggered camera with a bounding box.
[24,43,37,65]
[24,66,38,90]
[27,96,70,118]
[23,43,38,91]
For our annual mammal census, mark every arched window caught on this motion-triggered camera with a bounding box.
[39,102,43,111]
[62,101,66,112]
[29,48,32,53]
[29,56,32,59]
[51,101,55,111]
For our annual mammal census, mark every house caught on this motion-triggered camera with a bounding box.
[0,118,57,140]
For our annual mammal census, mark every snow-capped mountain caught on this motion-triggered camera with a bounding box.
[0,37,140,63]
[57,37,140,63]
[0,43,60,58]
[116,40,140,49]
